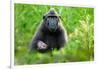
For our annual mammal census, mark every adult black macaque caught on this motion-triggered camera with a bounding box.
[30,8,67,53]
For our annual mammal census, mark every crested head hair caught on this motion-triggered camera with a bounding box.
[46,8,58,16]
[43,8,60,19]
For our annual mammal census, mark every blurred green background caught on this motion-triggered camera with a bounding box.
[14,4,94,65]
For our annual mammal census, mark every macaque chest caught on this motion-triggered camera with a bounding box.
[44,35,58,49]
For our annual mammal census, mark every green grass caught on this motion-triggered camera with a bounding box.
[14,4,94,65]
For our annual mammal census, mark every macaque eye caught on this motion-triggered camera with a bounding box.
[47,22,49,26]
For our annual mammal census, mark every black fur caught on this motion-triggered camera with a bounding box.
[30,9,66,53]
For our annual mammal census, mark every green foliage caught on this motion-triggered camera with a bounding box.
[14,4,94,65]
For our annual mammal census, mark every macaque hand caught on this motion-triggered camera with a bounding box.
[37,41,48,50]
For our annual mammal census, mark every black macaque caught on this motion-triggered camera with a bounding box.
[29,8,67,53]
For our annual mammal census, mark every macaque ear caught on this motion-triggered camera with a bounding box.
[59,15,61,19]
[59,16,63,21]
[43,15,46,19]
